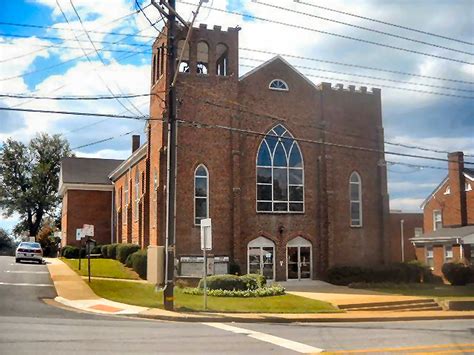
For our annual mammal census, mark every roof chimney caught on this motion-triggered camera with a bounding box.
[132,135,140,153]
[447,151,467,226]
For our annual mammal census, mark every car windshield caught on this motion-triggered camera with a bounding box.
[20,242,41,249]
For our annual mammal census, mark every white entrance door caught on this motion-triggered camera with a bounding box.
[248,237,275,280]
[286,237,312,280]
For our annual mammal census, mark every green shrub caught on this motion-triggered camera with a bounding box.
[327,262,436,286]
[129,250,147,279]
[183,285,285,297]
[442,262,471,286]
[198,274,245,291]
[61,246,77,258]
[106,244,119,259]
[125,253,133,268]
[197,274,267,291]
[91,245,102,255]
[116,244,140,264]
[239,274,266,290]
[101,245,109,258]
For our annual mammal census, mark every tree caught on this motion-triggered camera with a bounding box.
[0,133,72,237]
[0,228,13,250]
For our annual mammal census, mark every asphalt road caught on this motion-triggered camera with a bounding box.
[1,255,474,354]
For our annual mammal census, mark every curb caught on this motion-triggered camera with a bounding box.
[132,312,474,323]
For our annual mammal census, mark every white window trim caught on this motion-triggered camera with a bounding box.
[444,245,453,263]
[269,79,289,91]
[425,245,434,268]
[433,209,442,231]
[123,180,129,225]
[255,125,305,214]
[194,164,209,226]
[349,172,363,227]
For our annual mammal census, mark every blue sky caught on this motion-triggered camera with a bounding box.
[0,0,473,232]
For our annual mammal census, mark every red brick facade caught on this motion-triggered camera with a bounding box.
[106,25,390,281]
[388,212,423,263]
[413,151,474,276]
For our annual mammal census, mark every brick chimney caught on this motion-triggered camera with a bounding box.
[447,151,467,226]
[132,135,140,153]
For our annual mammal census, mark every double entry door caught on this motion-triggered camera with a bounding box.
[287,246,311,280]
[248,246,274,280]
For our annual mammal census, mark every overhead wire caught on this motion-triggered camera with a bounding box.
[177,0,474,65]
[67,0,145,116]
[293,0,473,46]
[252,0,473,56]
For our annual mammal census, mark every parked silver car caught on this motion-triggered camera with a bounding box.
[15,242,43,264]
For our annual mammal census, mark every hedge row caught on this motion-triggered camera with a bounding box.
[62,242,146,279]
[326,262,440,286]
[183,285,285,297]
[442,262,473,286]
[197,274,266,291]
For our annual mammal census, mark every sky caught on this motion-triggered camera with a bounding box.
[0,0,473,232]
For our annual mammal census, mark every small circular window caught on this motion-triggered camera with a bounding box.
[269,79,289,91]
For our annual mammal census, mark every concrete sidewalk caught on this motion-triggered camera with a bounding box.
[45,258,474,322]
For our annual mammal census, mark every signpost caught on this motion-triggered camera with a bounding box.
[76,228,83,270]
[83,224,95,283]
[200,218,212,310]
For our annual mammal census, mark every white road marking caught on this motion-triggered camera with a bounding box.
[4,270,49,274]
[202,322,324,353]
[0,282,53,287]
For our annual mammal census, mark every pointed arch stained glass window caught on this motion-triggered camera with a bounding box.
[256,124,304,213]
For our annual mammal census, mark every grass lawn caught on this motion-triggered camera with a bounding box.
[360,283,474,300]
[88,279,339,313]
[61,258,139,280]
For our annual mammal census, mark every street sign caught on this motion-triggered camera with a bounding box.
[29,237,35,242]
[83,224,94,237]
[76,228,83,241]
[200,218,212,251]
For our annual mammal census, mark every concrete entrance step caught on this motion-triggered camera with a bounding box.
[340,299,441,312]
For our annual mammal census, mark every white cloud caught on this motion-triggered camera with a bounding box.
[389,198,424,212]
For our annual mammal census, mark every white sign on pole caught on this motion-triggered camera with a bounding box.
[29,237,36,242]
[200,218,212,251]
[83,224,94,237]
[76,229,83,241]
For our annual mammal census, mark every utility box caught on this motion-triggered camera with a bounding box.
[147,245,165,285]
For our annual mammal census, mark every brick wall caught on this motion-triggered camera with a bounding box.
[389,212,423,263]
[62,190,113,247]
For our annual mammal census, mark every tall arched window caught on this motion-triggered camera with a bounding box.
[256,124,304,213]
[197,41,209,74]
[177,39,190,73]
[194,164,209,225]
[216,43,229,76]
[134,170,140,221]
[349,172,362,227]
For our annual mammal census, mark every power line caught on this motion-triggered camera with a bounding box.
[293,0,473,46]
[0,93,160,100]
[181,80,474,159]
[241,48,473,85]
[240,57,474,94]
[177,0,474,65]
[240,63,474,100]
[386,141,474,158]
[136,0,163,33]
[2,105,472,166]
[253,0,474,56]
[71,129,138,150]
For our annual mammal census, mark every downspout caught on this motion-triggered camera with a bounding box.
[400,219,404,262]
[111,187,115,244]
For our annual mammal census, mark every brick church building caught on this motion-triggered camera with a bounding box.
[60,24,391,281]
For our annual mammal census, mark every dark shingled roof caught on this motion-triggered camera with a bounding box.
[465,167,474,178]
[60,157,123,185]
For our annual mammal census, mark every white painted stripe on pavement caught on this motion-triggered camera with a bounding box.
[0,282,53,287]
[203,322,323,353]
[4,270,49,274]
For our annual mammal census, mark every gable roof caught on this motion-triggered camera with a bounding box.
[60,157,123,186]
[239,55,319,90]
[420,167,474,209]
